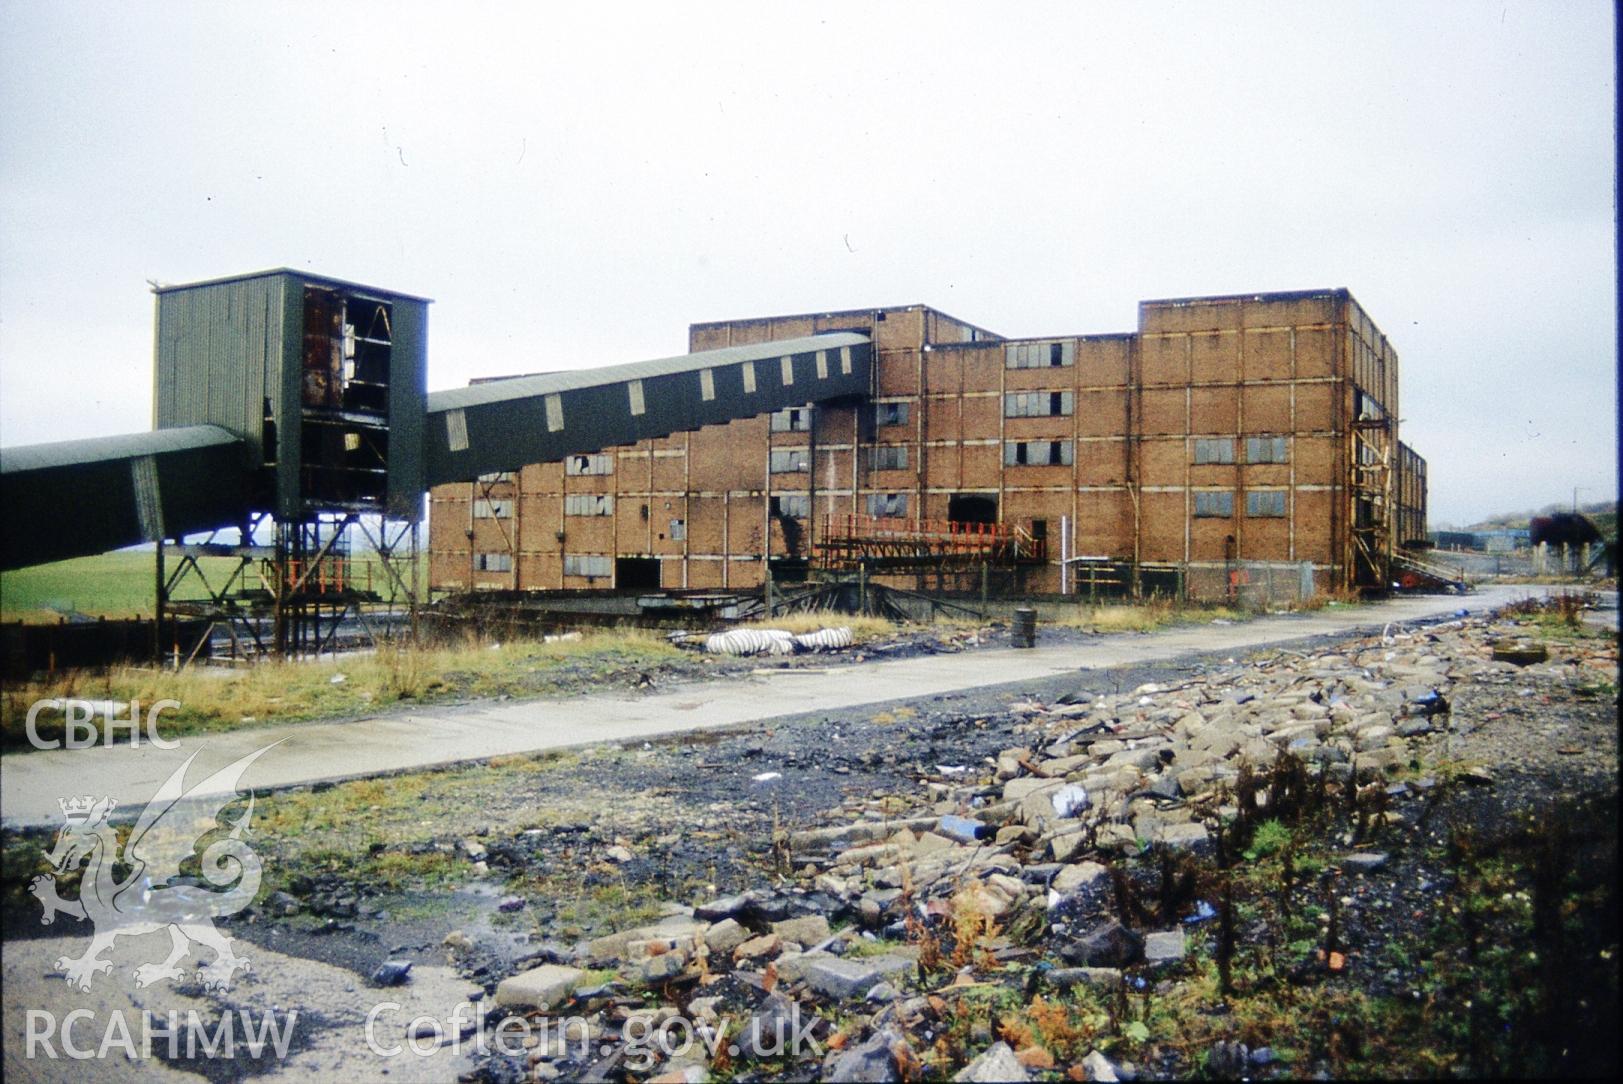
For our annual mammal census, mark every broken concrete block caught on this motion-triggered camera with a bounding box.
[1003,777,1062,802]
[495,964,584,1010]
[703,918,750,955]
[805,954,916,1000]
[954,1041,1029,1082]
[733,933,781,961]
[1083,1049,1122,1082]
[1051,860,1110,898]
[1144,928,1187,964]
[1047,827,1088,863]
[586,914,706,963]
[772,915,831,947]
[1156,821,1211,853]
[636,950,687,984]
[773,950,836,984]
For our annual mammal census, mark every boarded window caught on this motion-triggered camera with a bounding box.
[564,494,613,516]
[769,448,809,473]
[1194,491,1234,517]
[563,554,612,578]
[875,401,910,427]
[770,407,811,432]
[1194,438,1236,465]
[1005,340,1075,369]
[565,453,613,476]
[771,494,810,518]
[477,471,514,483]
[1246,490,1287,517]
[1246,436,1288,463]
[1004,390,1074,417]
[869,445,908,471]
[865,492,909,517]
[474,552,512,572]
[1003,440,1073,467]
[473,499,512,518]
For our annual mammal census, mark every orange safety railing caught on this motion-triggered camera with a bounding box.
[278,557,374,595]
[819,514,1048,560]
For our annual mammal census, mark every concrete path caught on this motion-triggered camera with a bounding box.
[0,587,1538,828]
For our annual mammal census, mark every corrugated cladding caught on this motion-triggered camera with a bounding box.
[154,272,285,468]
[153,269,429,520]
[0,425,250,570]
[423,332,871,486]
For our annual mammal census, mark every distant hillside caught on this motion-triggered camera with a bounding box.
[1466,500,1617,537]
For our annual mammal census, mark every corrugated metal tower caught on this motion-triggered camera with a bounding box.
[151,269,430,658]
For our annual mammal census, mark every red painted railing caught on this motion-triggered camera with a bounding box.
[820,514,1047,560]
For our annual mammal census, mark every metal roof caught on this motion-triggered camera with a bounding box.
[689,303,1003,342]
[427,331,870,413]
[1,425,251,571]
[150,268,434,304]
[0,425,242,474]
[1139,287,1350,308]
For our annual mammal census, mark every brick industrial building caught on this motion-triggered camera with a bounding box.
[428,289,1427,601]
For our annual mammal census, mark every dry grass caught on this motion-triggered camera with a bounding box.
[742,609,895,642]
[2,629,681,748]
[1038,598,1248,633]
[1293,586,1365,612]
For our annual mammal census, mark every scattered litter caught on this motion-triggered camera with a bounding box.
[938,815,990,843]
[1183,900,1217,924]
[935,765,969,775]
[543,631,581,644]
[330,673,347,685]
[751,772,783,784]
[1050,784,1090,819]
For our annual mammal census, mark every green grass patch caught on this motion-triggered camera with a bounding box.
[0,550,243,622]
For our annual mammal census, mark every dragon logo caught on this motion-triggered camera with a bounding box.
[29,742,282,992]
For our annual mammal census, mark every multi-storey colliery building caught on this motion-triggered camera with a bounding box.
[429,289,1426,601]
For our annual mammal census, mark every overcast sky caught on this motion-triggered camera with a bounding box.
[1,1,1614,526]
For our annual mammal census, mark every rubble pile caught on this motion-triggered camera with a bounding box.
[434,607,1617,1080]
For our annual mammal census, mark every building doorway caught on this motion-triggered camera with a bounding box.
[615,557,660,590]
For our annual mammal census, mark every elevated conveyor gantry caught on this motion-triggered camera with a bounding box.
[0,271,873,575]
